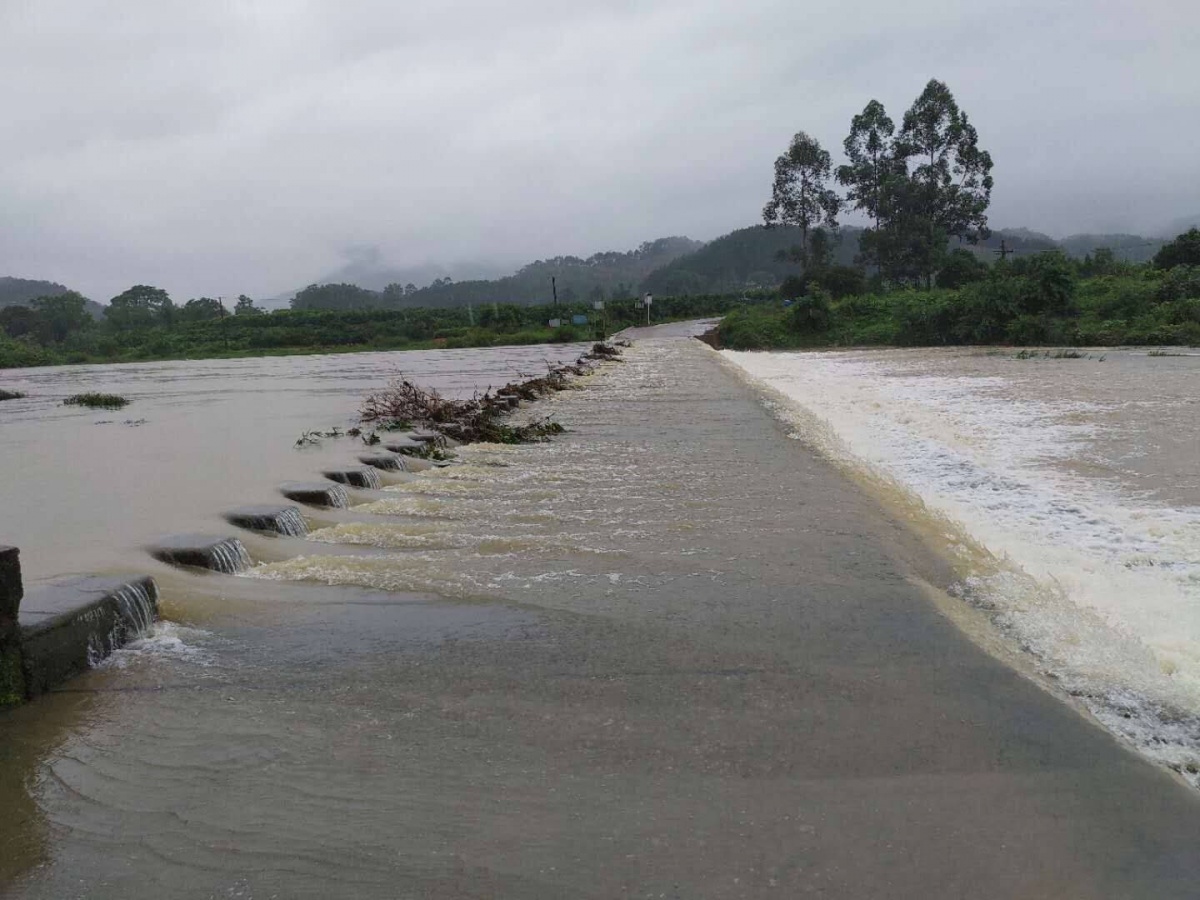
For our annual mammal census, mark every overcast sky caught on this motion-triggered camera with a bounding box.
[1,0,1196,302]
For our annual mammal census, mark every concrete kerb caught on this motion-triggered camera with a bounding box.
[1,549,161,706]
[20,575,159,697]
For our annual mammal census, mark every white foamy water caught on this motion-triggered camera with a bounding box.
[99,622,215,668]
[723,347,1200,782]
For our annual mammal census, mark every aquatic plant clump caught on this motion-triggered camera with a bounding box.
[63,392,130,409]
[0,389,26,401]
[360,342,621,445]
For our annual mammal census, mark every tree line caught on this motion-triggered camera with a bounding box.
[764,78,994,291]
[718,226,1200,350]
[0,282,766,368]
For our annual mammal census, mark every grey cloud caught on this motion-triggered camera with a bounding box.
[1,0,1196,302]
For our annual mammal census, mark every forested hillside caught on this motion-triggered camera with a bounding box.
[291,237,702,310]
[288,225,1169,311]
[642,225,863,295]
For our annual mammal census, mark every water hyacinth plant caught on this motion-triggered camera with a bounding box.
[63,392,129,409]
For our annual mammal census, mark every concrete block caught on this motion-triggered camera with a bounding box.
[322,467,382,490]
[149,535,253,573]
[384,438,423,454]
[358,453,406,472]
[20,575,158,697]
[281,482,350,508]
[224,505,308,536]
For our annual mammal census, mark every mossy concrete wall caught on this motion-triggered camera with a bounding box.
[0,546,27,706]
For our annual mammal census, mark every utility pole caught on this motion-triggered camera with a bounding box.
[994,239,1015,262]
[552,276,558,308]
[218,296,229,351]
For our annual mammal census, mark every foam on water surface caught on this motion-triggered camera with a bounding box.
[723,347,1200,784]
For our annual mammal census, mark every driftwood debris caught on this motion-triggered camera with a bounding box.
[359,342,623,445]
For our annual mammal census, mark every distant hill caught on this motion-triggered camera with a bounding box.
[1056,233,1165,264]
[290,237,704,310]
[0,276,105,319]
[277,220,1196,313]
[642,225,863,295]
[948,229,1163,264]
[271,255,514,307]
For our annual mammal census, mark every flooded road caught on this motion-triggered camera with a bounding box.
[3,339,1200,898]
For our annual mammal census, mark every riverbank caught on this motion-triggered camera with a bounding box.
[714,268,1200,351]
[0,295,753,370]
[3,333,1198,896]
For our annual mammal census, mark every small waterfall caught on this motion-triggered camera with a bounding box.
[280,482,350,509]
[225,505,309,536]
[85,579,160,664]
[323,468,382,490]
[18,575,162,681]
[150,535,253,573]
[359,454,406,472]
[274,507,309,536]
[111,579,157,635]
[208,539,253,574]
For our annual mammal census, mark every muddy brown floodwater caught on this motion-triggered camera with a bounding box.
[2,334,1199,898]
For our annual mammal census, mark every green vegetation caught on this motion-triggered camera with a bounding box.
[714,79,1198,351]
[291,237,703,311]
[717,255,1200,350]
[1154,228,1200,270]
[0,389,25,401]
[766,79,994,291]
[2,74,1194,367]
[1,289,762,369]
[63,393,129,409]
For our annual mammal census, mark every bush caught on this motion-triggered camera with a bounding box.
[787,290,832,332]
[893,290,959,344]
[818,265,867,299]
[718,306,795,350]
[63,393,129,409]
[1153,228,1200,270]
[956,279,1020,342]
[1017,252,1076,316]
[1157,265,1200,302]
[936,248,988,289]
[1083,280,1157,320]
